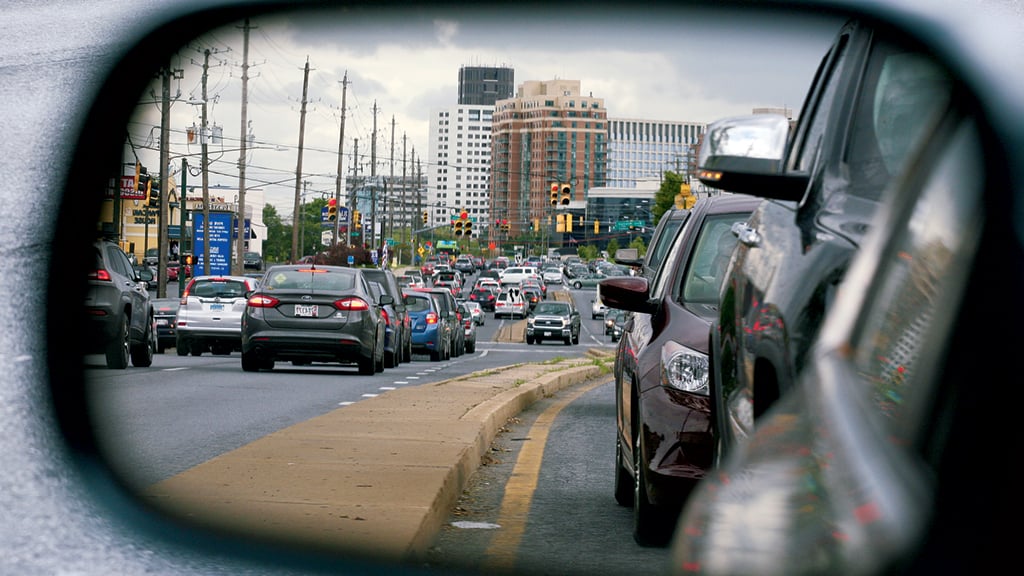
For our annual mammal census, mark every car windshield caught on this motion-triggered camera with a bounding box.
[534,303,569,315]
[263,269,355,291]
[404,295,431,312]
[189,279,249,298]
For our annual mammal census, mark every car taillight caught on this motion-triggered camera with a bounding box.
[426,312,438,324]
[464,319,471,328]
[335,297,369,311]
[88,269,112,282]
[247,294,280,308]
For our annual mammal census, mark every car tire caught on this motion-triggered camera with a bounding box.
[384,349,397,369]
[633,423,670,547]
[241,350,260,372]
[572,332,580,345]
[525,335,534,345]
[105,315,130,370]
[130,316,156,368]
[429,348,441,362]
[564,336,572,346]
[573,281,582,289]
[176,337,189,356]
[466,339,475,353]
[358,352,375,375]
[614,435,634,507]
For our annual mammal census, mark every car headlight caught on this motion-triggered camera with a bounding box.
[661,340,709,395]
[526,317,535,326]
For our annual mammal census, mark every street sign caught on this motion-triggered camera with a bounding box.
[347,255,355,265]
[192,212,232,276]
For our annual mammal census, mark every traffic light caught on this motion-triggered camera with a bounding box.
[560,183,571,205]
[565,213,573,232]
[353,210,362,229]
[147,178,159,207]
[556,214,565,233]
[422,211,428,225]
[327,197,338,221]
[464,219,472,236]
[549,183,559,206]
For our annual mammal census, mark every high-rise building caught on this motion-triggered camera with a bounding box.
[490,79,608,237]
[606,118,705,188]
[426,105,494,235]
[458,66,514,106]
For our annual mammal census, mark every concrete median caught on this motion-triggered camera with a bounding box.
[143,349,615,563]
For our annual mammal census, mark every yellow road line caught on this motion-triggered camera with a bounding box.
[481,379,605,571]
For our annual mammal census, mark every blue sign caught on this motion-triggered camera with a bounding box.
[193,211,232,276]
[347,255,355,266]
[231,217,252,239]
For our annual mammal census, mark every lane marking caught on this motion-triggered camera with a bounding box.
[481,379,605,571]
[338,401,355,406]
[379,386,396,391]
[361,393,378,398]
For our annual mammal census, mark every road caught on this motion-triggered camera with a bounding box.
[85,278,620,489]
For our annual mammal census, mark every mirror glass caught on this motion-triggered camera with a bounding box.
[83,3,844,571]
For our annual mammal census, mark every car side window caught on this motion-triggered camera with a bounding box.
[845,42,952,201]
[107,245,133,279]
[680,214,749,303]
[852,118,980,448]
[790,33,850,173]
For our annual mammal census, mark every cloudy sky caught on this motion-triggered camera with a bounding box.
[129,4,845,214]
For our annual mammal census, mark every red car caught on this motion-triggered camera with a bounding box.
[468,288,497,311]
[601,193,760,546]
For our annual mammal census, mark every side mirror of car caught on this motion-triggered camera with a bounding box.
[379,295,394,306]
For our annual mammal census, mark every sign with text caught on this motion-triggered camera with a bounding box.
[192,211,232,276]
[121,175,145,200]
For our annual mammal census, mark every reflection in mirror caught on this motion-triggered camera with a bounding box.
[84,3,844,571]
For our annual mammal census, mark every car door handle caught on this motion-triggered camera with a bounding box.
[732,222,761,247]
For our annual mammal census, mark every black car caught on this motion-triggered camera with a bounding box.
[240,265,388,374]
[242,251,264,271]
[362,268,412,365]
[703,18,955,460]
[601,193,760,546]
[524,300,581,346]
[151,297,180,353]
[84,239,156,369]
[468,288,497,311]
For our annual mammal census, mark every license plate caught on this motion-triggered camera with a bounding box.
[209,303,224,311]
[544,331,552,337]
[295,304,318,317]
[156,319,169,326]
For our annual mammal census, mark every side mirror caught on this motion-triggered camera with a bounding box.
[379,295,394,306]
[697,113,807,200]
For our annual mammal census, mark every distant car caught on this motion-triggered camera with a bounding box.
[242,251,264,271]
[454,258,475,274]
[240,265,387,374]
[499,266,539,286]
[151,297,180,353]
[421,287,463,357]
[604,309,625,336]
[520,285,543,310]
[457,302,476,353]
[541,267,564,284]
[142,247,159,267]
[468,288,497,312]
[570,273,607,290]
[84,239,156,369]
[133,264,157,290]
[591,287,608,320]
[175,275,259,356]
[368,281,401,369]
[494,287,526,319]
[463,301,484,326]
[525,300,580,346]
[363,268,412,365]
[404,289,450,361]
[601,192,761,545]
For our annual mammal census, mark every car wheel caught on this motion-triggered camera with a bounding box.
[241,349,261,372]
[429,348,441,361]
[105,314,130,369]
[384,349,397,369]
[175,336,189,356]
[190,344,203,357]
[573,281,582,289]
[358,352,375,375]
[130,316,156,368]
[525,335,534,345]
[614,435,634,506]
[564,336,572,346]
[633,423,670,547]
[374,340,385,373]
[572,332,580,345]
[466,339,475,353]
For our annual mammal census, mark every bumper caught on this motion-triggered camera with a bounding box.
[637,385,713,507]
[411,327,442,352]
[526,325,572,341]
[242,328,373,363]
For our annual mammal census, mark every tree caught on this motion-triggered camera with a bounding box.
[262,204,291,264]
[653,170,685,225]
[628,235,647,258]
[577,244,599,261]
[606,238,620,258]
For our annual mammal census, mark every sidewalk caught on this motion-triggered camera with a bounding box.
[144,346,615,562]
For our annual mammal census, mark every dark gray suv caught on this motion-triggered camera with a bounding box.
[84,239,156,369]
[362,268,412,365]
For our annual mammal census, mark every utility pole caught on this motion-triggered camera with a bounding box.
[157,64,172,297]
[350,138,359,247]
[290,57,310,263]
[369,100,378,252]
[333,72,348,246]
[234,18,253,276]
[389,115,395,242]
[201,49,211,275]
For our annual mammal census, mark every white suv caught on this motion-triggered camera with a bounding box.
[175,275,258,356]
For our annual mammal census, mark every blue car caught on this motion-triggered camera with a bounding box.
[403,289,450,361]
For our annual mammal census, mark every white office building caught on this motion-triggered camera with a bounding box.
[425,105,494,235]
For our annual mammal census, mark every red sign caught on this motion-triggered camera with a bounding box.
[121,175,145,200]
